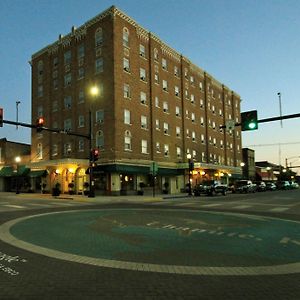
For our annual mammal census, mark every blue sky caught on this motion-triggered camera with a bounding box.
[1,0,300,170]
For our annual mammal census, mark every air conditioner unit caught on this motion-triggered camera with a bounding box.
[164,129,168,134]
[140,76,145,81]
[165,151,169,156]
[124,67,130,72]
[141,100,146,104]
[163,87,167,91]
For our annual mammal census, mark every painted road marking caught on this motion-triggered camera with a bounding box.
[233,205,252,209]
[49,202,76,206]
[201,203,222,207]
[175,202,196,206]
[270,207,290,212]
[280,237,300,246]
[3,205,26,209]
[26,203,52,207]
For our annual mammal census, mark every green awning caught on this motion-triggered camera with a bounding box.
[0,167,13,177]
[28,170,48,178]
[0,166,29,177]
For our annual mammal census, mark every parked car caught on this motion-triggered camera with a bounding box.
[266,182,277,191]
[277,181,291,190]
[193,180,228,196]
[235,180,256,193]
[255,181,267,192]
[290,182,299,189]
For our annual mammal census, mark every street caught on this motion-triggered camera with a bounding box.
[0,190,300,299]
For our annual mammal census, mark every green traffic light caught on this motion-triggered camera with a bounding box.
[248,122,257,129]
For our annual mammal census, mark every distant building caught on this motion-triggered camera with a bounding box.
[30,6,243,195]
[242,148,255,180]
[255,161,281,181]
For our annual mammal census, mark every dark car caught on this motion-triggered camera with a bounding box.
[193,180,228,196]
[256,181,267,192]
[235,180,256,193]
[266,182,277,191]
[277,181,291,190]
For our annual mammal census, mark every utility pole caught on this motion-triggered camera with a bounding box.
[277,92,283,128]
[16,101,21,129]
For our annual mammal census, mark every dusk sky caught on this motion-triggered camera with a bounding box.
[1,0,300,171]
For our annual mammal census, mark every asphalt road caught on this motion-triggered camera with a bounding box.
[0,190,300,299]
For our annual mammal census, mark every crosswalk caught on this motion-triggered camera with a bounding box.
[149,199,294,213]
[0,201,88,211]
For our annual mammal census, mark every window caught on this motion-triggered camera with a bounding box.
[162,58,167,70]
[219,109,223,116]
[37,143,43,160]
[64,144,72,156]
[192,131,196,141]
[175,106,180,117]
[96,110,104,123]
[53,80,58,90]
[52,144,58,156]
[201,134,205,144]
[200,117,204,126]
[78,115,85,128]
[212,121,216,129]
[184,68,188,78]
[175,86,180,97]
[213,138,217,147]
[220,140,224,148]
[156,142,160,153]
[186,129,190,138]
[78,90,85,103]
[140,68,146,81]
[79,140,84,152]
[192,150,197,160]
[77,44,84,59]
[176,147,181,158]
[200,99,204,108]
[95,58,103,73]
[162,80,168,91]
[155,97,159,107]
[139,44,145,57]
[163,122,169,135]
[212,105,215,114]
[154,73,159,84]
[123,58,130,72]
[52,101,58,112]
[185,90,189,99]
[163,101,169,113]
[37,60,43,76]
[123,27,129,47]
[64,73,72,87]
[64,50,71,65]
[124,130,132,151]
[124,109,130,124]
[174,66,179,77]
[154,48,158,61]
[141,115,147,129]
[95,28,103,47]
[190,76,194,84]
[64,96,72,109]
[176,126,181,137]
[201,152,206,162]
[155,119,160,130]
[37,105,43,117]
[186,110,189,119]
[78,67,84,79]
[191,113,195,123]
[53,57,58,68]
[96,130,104,149]
[141,140,148,154]
[191,94,195,104]
[37,85,43,97]
[164,144,169,156]
[124,84,131,98]
[140,92,147,104]
[64,119,72,131]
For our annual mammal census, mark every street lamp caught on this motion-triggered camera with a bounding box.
[187,153,193,196]
[15,156,21,194]
[88,85,99,198]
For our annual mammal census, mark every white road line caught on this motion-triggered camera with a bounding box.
[49,202,76,206]
[233,205,252,209]
[3,204,26,209]
[269,207,290,212]
[201,203,222,207]
[26,203,52,207]
[175,202,196,206]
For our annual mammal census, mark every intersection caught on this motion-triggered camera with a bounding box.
[0,190,300,299]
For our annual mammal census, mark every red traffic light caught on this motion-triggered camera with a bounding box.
[36,117,44,132]
[92,148,100,161]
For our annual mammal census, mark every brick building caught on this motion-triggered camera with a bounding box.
[30,6,242,195]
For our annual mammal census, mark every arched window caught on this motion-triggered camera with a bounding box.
[124,130,132,151]
[95,27,103,47]
[96,130,104,149]
[123,27,129,47]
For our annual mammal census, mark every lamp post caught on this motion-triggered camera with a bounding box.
[15,156,21,194]
[187,153,193,196]
[277,92,283,128]
[88,86,99,198]
[16,101,21,130]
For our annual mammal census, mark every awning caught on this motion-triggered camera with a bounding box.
[0,166,29,177]
[28,170,48,178]
[0,167,13,177]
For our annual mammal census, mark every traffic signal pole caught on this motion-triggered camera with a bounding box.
[220,112,300,130]
[88,110,95,198]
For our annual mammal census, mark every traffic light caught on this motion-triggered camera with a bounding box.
[241,110,258,131]
[36,117,44,132]
[0,108,3,127]
[92,148,100,161]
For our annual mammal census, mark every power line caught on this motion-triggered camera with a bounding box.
[245,142,300,147]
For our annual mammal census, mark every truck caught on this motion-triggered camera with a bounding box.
[193,180,228,196]
[234,180,256,193]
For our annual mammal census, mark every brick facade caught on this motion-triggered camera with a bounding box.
[30,6,242,195]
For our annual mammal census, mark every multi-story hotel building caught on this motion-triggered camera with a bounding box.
[30,6,242,195]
